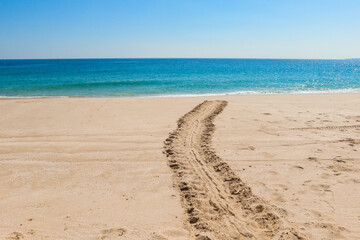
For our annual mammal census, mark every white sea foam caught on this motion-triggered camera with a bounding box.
[1,88,360,99]
[145,88,360,98]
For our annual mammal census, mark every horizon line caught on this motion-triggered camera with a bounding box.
[1,57,359,61]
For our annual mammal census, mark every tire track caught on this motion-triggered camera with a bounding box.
[164,100,307,240]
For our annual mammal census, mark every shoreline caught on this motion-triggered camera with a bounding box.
[1,88,360,100]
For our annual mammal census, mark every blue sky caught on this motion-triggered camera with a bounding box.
[0,0,359,59]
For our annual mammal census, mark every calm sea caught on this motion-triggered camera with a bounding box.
[0,59,359,97]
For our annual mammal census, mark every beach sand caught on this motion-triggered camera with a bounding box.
[0,94,359,239]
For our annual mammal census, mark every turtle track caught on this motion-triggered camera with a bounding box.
[164,100,307,240]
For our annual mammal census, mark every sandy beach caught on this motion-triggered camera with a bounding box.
[0,94,359,239]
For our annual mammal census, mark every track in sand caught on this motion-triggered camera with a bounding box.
[164,100,307,240]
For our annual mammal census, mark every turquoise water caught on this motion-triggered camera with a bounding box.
[0,59,360,97]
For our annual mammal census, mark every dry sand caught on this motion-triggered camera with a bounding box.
[0,94,359,239]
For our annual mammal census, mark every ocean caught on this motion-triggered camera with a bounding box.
[0,58,360,98]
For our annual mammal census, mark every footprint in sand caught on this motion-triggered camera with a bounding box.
[313,222,348,237]
[292,165,304,170]
[309,209,322,218]
[308,157,318,162]
[99,228,126,240]
[6,232,24,240]
[309,184,332,195]
[151,233,168,240]
[248,145,255,150]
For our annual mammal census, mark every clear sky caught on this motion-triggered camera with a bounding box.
[0,0,359,59]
